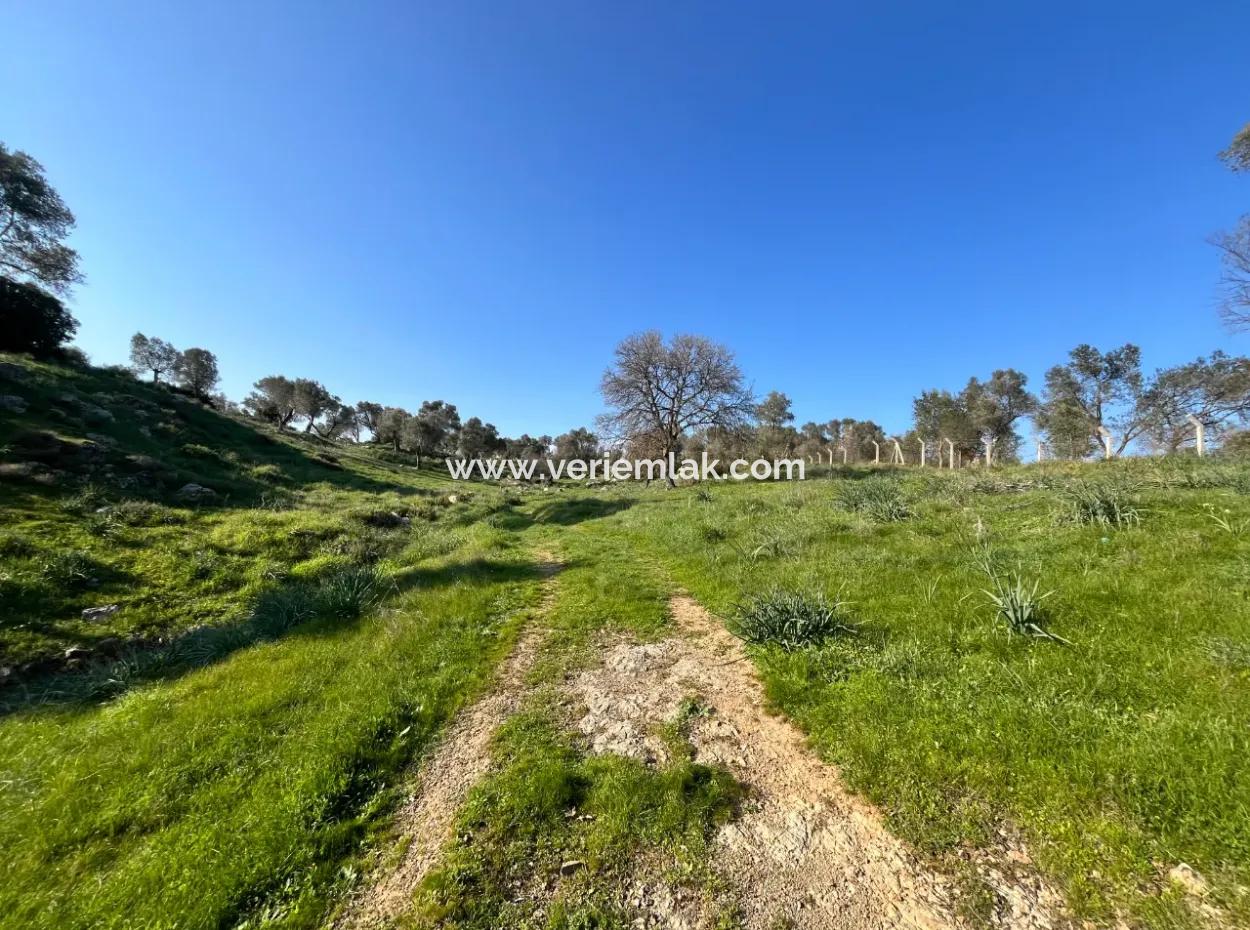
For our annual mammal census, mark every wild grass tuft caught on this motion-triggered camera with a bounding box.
[837,477,911,521]
[731,589,855,649]
[1057,482,1140,528]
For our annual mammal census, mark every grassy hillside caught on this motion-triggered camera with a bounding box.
[1,353,1247,929]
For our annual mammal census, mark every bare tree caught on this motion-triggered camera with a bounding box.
[1214,218,1250,331]
[599,331,754,485]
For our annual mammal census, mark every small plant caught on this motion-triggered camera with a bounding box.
[731,590,854,650]
[982,568,1070,644]
[1058,482,1140,528]
[838,478,911,521]
[38,550,100,589]
[314,564,386,619]
[699,524,727,543]
[694,487,714,503]
[1201,502,1247,536]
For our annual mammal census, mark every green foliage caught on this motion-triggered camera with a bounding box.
[981,566,1069,644]
[0,276,78,356]
[837,476,911,521]
[731,589,854,650]
[1057,482,1141,528]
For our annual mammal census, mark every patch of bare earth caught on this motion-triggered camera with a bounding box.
[568,594,1069,930]
[335,556,561,930]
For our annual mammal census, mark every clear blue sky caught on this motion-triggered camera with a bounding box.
[3,1,1247,437]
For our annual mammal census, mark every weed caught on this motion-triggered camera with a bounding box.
[981,567,1070,644]
[837,478,911,521]
[1058,482,1140,528]
[731,590,854,649]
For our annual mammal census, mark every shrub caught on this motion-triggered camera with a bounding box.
[731,590,854,650]
[0,531,35,558]
[838,478,911,521]
[1057,482,1140,528]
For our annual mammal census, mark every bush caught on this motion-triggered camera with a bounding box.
[0,275,79,356]
[838,478,911,521]
[731,590,854,650]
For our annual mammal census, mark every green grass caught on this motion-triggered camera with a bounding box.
[591,460,1250,928]
[3,353,1249,929]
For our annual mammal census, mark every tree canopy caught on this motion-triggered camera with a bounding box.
[0,143,83,294]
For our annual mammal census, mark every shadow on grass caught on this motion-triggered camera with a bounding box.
[529,497,634,526]
[0,554,552,718]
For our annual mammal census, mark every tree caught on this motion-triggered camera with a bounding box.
[1214,218,1250,331]
[912,390,979,461]
[1036,344,1145,457]
[244,375,298,429]
[129,333,182,384]
[1220,122,1250,173]
[0,143,83,294]
[320,402,359,440]
[355,401,384,440]
[408,400,461,456]
[554,427,599,461]
[374,407,411,452]
[756,390,797,457]
[1215,122,1250,329]
[599,331,754,485]
[961,369,1036,462]
[0,275,78,356]
[175,347,219,398]
[291,378,336,433]
[459,417,505,458]
[1138,351,1250,452]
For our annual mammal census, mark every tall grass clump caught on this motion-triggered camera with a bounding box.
[837,477,911,521]
[1057,481,1140,528]
[731,590,854,650]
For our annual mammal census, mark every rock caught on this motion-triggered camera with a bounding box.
[0,394,28,413]
[177,483,217,502]
[64,646,91,661]
[86,433,117,447]
[0,362,29,382]
[559,859,585,876]
[447,494,458,504]
[1168,863,1208,896]
[82,604,121,622]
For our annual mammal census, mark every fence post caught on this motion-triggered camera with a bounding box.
[1097,426,1114,460]
[872,440,880,464]
[1187,415,1205,456]
[919,439,926,467]
[983,437,994,467]
[1036,441,1044,463]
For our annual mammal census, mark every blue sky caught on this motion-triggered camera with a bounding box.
[3,1,1247,437]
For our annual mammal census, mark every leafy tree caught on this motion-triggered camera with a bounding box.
[1139,351,1250,451]
[355,401,384,439]
[129,333,182,384]
[459,417,505,458]
[320,402,359,440]
[244,375,298,429]
[0,143,82,294]
[407,400,462,455]
[1036,344,1145,457]
[912,390,979,460]
[374,407,411,452]
[599,331,754,485]
[756,390,797,457]
[0,275,78,355]
[291,378,336,433]
[554,427,599,461]
[175,347,220,398]
[961,369,1036,461]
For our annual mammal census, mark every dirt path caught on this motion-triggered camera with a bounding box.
[569,595,1067,930]
[335,555,561,929]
